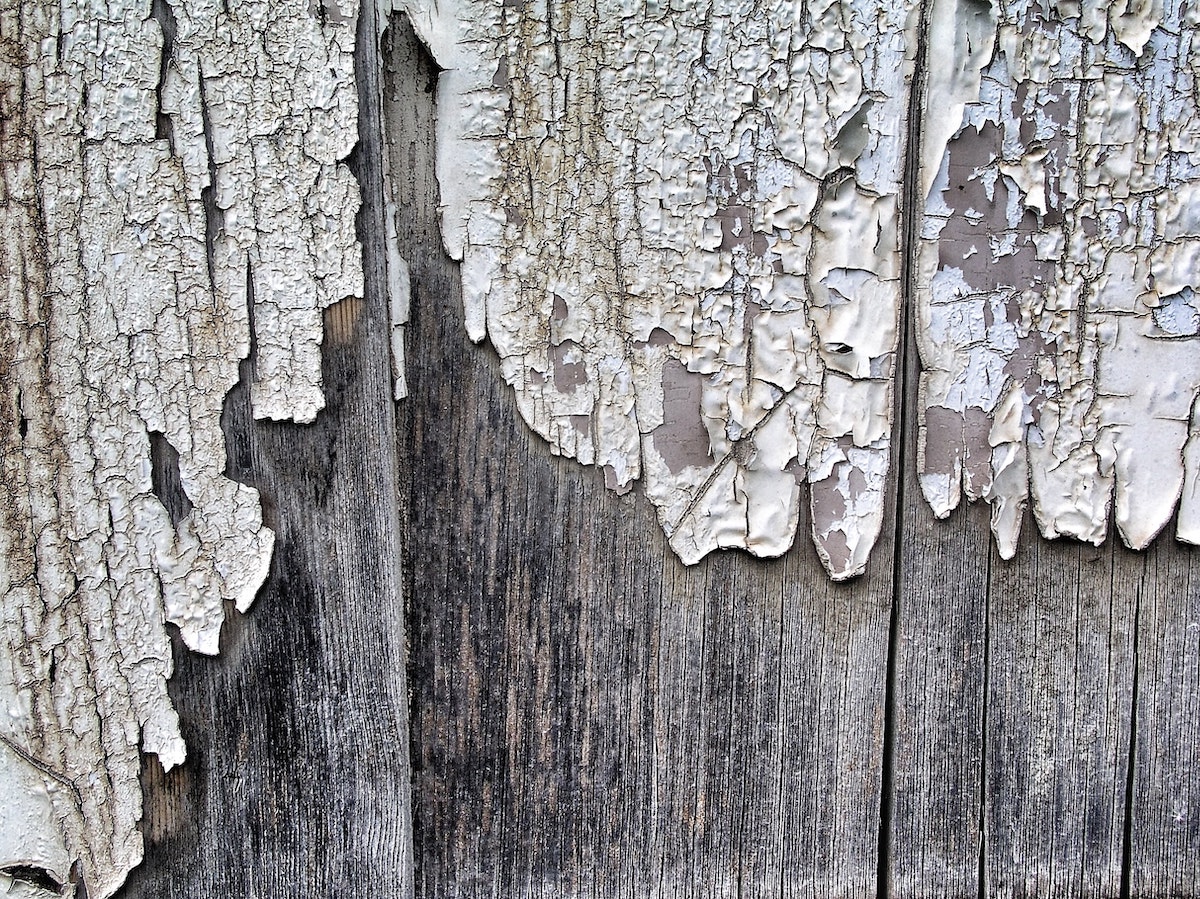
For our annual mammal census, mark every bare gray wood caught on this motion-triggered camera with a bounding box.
[114,7,415,898]
[890,307,1139,899]
[888,387,991,897]
[1128,541,1200,896]
[981,522,1133,898]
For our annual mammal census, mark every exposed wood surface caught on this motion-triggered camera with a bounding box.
[113,14,1200,899]
[385,16,894,898]
[383,13,1200,898]
[889,403,990,896]
[114,8,415,898]
[982,522,1130,897]
[1130,542,1200,897]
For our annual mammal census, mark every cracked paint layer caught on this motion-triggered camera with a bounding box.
[916,0,1200,557]
[392,0,916,580]
[0,0,361,895]
[392,0,1200,573]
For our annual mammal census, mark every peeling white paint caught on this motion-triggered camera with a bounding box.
[916,0,1200,558]
[397,0,916,580]
[0,0,361,895]
[391,0,1199,574]
[3,0,1197,890]
[1,675,70,896]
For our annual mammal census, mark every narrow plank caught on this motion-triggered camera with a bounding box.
[885,6,994,889]
[888,341,991,899]
[385,14,893,898]
[116,7,414,897]
[983,526,1132,898]
[1129,536,1200,896]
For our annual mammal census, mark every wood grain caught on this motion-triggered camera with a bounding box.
[1128,539,1200,897]
[981,522,1133,898]
[888,363,991,898]
[115,12,1200,899]
[385,15,893,899]
[115,7,414,898]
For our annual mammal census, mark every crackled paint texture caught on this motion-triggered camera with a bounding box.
[390,0,1200,575]
[916,0,1200,557]
[392,0,915,580]
[7,0,1200,891]
[0,0,361,895]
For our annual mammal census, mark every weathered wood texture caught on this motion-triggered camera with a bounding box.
[386,16,894,899]
[893,492,1200,899]
[382,13,1200,899]
[110,13,1200,899]
[891,365,1138,898]
[113,8,415,898]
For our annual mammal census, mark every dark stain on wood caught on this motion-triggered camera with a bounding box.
[114,7,413,898]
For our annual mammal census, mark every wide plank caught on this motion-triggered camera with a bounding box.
[384,14,893,898]
[116,7,415,897]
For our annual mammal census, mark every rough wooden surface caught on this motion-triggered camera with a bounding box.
[385,16,894,899]
[113,7,414,898]
[384,11,1200,898]
[113,13,1200,899]
[1129,541,1200,897]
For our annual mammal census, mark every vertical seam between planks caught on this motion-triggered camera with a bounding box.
[877,1,933,896]
[365,11,419,896]
[1119,559,1143,899]
[977,545,992,899]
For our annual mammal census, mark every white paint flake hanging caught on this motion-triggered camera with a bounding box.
[916,0,1200,557]
[0,0,361,895]
[393,0,915,580]
[392,0,1200,576]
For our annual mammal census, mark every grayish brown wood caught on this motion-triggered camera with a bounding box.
[384,15,893,898]
[889,415,990,897]
[1129,541,1200,896]
[887,11,1189,885]
[886,31,993,895]
[894,341,1137,898]
[384,12,1200,898]
[113,7,414,898]
[891,461,1193,899]
[982,523,1133,898]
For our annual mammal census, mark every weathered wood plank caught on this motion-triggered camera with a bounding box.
[384,15,893,898]
[115,7,414,897]
[884,351,1197,899]
[982,528,1133,898]
[1129,540,1200,896]
[889,334,991,899]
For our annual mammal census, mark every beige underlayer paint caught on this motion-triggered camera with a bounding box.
[0,0,361,895]
[391,0,918,580]
[916,0,1200,557]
